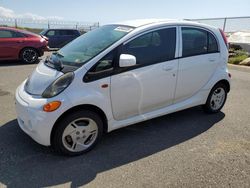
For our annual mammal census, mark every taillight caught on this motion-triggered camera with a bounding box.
[219,29,229,49]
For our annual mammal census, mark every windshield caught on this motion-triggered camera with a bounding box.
[52,25,134,68]
[40,30,47,35]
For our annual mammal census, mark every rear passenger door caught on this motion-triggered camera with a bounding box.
[0,30,25,59]
[111,27,178,120]
[174,27,220,103]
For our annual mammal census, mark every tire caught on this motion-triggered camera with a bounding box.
[20,48,39,64]
[203,83,227,114]
[52,110,103,156]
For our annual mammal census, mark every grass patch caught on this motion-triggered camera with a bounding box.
[228,49,249,65]
[228,54,248,65]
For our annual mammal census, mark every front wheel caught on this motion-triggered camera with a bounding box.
[203,83,227,114]
[20,48,38,64]
[52,110,103,156]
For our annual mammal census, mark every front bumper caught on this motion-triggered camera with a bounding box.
[15,82,69,146]
[38,45,49,56]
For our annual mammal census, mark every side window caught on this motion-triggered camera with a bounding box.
[46,30,55,36]
[55,30,61,36]
[58,30,76,36]
[59,30,69,35]
[122,28,176,66]
[208,32,218,53]
[84,50,116,82]
[66,30,77,36]
[58,30,65,35]
[0,30,14,38]
[90,50,115,73]
[128,32,152,48]
[13,32,25,38]
[182,27,219,57]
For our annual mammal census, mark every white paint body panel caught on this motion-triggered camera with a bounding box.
[175,53,220,103]
[15,19,230,146]
[25,62,63,95]
[111,59,178,120]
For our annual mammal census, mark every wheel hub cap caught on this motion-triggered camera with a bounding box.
[23,49,37,63]
[62,118,98,152]
[210,87,226,111]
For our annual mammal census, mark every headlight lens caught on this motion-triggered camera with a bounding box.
[42,72,74,98]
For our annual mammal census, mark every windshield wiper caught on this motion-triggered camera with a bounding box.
[44,55,64,71]
[53,51,64,58]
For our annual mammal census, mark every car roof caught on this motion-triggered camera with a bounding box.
[113,19,177,28]
[46,28,78,30]
[0,26,19,31]
[111,19,217,30]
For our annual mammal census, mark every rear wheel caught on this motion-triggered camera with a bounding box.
[20,48,38,64]
[203,83,227,113]
[52,110,103,156]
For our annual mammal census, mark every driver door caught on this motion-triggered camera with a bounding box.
[111,27,178,121]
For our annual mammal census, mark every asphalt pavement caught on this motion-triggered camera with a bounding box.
[0,56,249,188]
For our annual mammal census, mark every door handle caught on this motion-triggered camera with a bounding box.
[163,66,173,71]
[208,58,216,62]
[17,41,24,43]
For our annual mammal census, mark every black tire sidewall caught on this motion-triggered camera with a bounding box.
[204,83,227,113]
[52,110,103,156]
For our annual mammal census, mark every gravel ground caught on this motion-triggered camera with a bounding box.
[0,56,249,188]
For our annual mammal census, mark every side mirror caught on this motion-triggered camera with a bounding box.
[119,54,136,68]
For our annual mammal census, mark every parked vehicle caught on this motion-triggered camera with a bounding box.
[0,27,48,63]
[40,29,81,49]
[15,19,231,155]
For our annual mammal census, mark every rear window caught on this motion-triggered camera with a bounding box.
[182,27,219,57]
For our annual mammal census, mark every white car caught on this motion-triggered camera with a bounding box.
[15,19,231,155]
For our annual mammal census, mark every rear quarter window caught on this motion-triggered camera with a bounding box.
[182,27,219,57]
[0,30,14,38]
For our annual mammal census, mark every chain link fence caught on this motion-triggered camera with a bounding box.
[1,16,250,33]
[187,16,250,33]
[0,17,99,33]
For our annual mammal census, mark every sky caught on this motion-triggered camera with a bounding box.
[0,0,250,24]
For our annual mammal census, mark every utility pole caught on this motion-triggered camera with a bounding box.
[223,18,227,32]
[15,18,17,28]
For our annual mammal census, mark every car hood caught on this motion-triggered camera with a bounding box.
[25,62,63,95]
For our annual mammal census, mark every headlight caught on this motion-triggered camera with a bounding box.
[42,72,74,98]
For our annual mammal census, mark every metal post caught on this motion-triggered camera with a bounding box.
[223,18,227,32]
[76,22,78,29]
[48,21,50,29]
[15,19,17,28]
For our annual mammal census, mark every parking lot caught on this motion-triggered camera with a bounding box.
[0,54,250,187]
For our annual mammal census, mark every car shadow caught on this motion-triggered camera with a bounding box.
[0,58,42,67]
[0,107,225,187]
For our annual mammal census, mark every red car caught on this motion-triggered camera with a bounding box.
[0,27,49,63]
